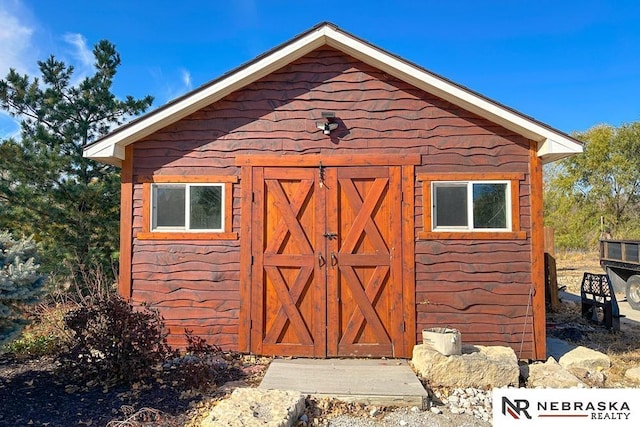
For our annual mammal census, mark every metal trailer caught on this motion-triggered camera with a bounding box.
[600,239,640,311]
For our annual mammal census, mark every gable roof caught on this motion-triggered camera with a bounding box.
[83,22,583,167]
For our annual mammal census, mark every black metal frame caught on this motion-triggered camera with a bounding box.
[580,272,622,331]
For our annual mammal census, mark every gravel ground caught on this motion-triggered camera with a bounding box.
[327,407,490,427]
[298,390,492,427]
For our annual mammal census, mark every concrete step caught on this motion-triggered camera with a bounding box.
[258,359,428,409]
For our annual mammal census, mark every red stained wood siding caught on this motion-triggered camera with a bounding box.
[127,46,538,357]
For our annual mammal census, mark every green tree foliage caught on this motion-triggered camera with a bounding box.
[0,231,46,344]
[545,122,640,250]
[0,41,153,283]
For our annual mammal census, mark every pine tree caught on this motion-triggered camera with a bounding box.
[0,231,46,344]
[0,41,153,284]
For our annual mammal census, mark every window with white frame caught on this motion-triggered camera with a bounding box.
[432,181,510,231]
[152,183,224,232]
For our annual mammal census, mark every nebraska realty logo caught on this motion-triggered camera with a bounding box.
[493,388,639,426]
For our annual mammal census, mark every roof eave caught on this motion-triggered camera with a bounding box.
[83,22,584,167]
[538,137,583,164]
[323,26,584,163]
[83,25,330,163]
[83,143,124,167]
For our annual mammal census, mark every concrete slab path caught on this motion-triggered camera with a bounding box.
[258,359,428,409]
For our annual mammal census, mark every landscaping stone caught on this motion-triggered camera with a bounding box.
[558,346,611,372]
[526,357,585,388]
[625,367,640,383]
[200,388,305,427]
[569,367,606,387]
[412,344,519,388]
[432,387,492,423]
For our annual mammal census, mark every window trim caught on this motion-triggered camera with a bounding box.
[137,175,238,240]
[432,180,512,232]
[417,172,526,240]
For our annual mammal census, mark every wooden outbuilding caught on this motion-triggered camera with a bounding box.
[84,23,582,360]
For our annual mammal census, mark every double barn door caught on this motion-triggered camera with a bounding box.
[247,160,413,358]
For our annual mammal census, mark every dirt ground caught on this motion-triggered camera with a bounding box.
[551,251,640,387]
[0,353,271,427]
[554,251,603,294]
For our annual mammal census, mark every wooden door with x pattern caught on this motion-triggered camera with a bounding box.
[250,164,405,357]
[326,166,403,357]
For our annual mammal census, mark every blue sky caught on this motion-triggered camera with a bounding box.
[1,0,639,139]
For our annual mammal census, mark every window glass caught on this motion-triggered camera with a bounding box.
[434,184,467,227]
[155,186,185,228]
[152,183,224,231]
[432,181,510,231]
[472,183,507,229]
[190,185,222,230]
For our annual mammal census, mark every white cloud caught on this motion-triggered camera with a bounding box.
[149,67,195,103]
[181,69,193,92]
[0,2,35,76]
[0,1,35,139]
[63,33,93,69]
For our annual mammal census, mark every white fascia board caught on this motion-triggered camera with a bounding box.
[113,144,126,164]
[324,26,583,160]
[83,143,123,167]
[537,138,583,164]
[83,27,329,163]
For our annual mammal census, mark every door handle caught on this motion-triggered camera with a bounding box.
[331,252,338,267]
[318,253,325,267]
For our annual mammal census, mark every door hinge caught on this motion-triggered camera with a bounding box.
[252,192,255,202]
[251,255,254,265]
[402,321,406,332]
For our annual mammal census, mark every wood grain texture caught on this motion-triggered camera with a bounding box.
[402,165,417,357]
[238,165,252,352]
[529,142,546,359]
[125,46,537,356]
[119,145,134,299]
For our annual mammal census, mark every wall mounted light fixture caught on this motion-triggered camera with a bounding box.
[316,112,338,135]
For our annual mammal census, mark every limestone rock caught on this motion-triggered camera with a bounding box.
[558,346,611,373]
[201,388,305,427]
[527,357,585,388]
[625,367,640,383]
[434,387,493,422]
[412,344,519,388]
[569,367,606,387]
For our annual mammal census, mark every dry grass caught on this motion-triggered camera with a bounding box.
[554,251,601,294]
[2,303,76,357]
[552,251,640,387]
